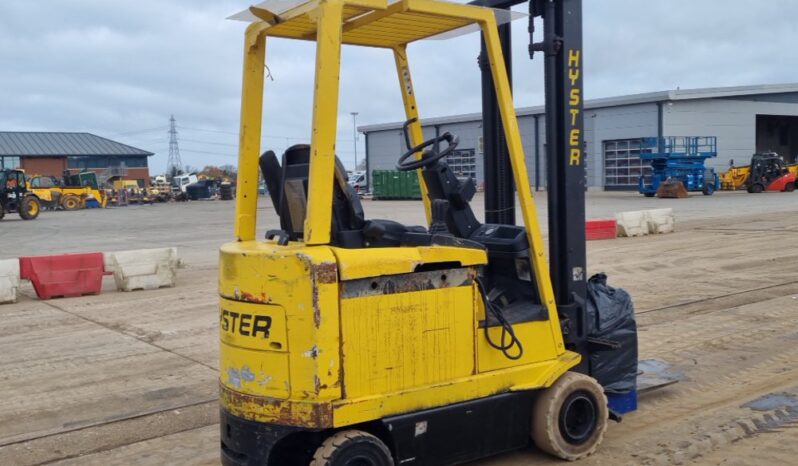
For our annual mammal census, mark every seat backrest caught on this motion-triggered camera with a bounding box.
[421,160,482,239]
[259,144,365,243]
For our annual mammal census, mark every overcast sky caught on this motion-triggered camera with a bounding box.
[1,0,796,173]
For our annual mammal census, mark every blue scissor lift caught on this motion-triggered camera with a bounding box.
[638,136,720,197]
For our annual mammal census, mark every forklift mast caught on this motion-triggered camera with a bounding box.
[474,0,588,370]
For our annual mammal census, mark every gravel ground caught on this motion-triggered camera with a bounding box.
[1,190,798,465]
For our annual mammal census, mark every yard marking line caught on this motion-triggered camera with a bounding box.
[637,279,798,315]
[0,399,218,449]
[34,423,221,466]
[38,298,218,372]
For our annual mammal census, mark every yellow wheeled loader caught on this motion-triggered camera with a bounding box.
[218,1,664,465]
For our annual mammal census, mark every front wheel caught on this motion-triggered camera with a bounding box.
[19,196,41,220]
[61,194,81,211]
[311,430,394,466]
[749,183,764,194]
[531,372,608,461]
[702,183,715,195]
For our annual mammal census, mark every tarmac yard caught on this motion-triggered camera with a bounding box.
[2,191,798,465]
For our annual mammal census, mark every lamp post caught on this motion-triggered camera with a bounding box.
[351,112,359,170]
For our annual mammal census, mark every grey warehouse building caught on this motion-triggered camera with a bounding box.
[359,83,798,191]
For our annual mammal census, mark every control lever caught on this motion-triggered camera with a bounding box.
[265,229,290,245]
[429,199,451,235]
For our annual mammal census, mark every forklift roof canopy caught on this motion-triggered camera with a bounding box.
[230,0,516,47]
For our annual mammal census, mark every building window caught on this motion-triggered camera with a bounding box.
[446,148,477,180]
[0,156,20,169]
[30,176,56,188]
[603,139,652,190]
[67,156,147,169]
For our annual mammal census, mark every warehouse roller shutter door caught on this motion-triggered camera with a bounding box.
[603,139,652,191]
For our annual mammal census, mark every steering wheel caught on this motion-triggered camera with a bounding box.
[396,132,459,171]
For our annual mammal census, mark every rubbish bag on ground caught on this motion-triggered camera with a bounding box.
[586,273,638,394]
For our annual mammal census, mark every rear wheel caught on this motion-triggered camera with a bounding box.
[643,192,655,198]
[784,182,796,192]
[19,196,41,220]
[310,430,393,466]
[531,372,608,461]
[62,194,81,211]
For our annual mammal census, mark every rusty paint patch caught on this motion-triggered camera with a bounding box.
[313,261,338,284]
[314,375,322,394]
[341,267,471,299]
[303,345,320,359]
[240,290,271,304]
[312,284,321,328]
[220,382,333,428]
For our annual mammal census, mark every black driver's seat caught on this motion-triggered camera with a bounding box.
[259,144,425,248]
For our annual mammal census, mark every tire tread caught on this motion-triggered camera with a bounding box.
[310,430,393,466]
[531,372,608,461]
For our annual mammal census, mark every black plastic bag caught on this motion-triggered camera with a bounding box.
[586,273,638,394]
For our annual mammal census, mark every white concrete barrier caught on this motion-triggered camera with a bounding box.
[615,210,649,237]
[104,247,179,292]
[646,208,675,234]
[0,259,20,304]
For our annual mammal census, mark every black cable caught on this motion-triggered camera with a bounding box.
[475,277,523,360]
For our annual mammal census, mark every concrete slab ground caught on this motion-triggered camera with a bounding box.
[1,190,798,465]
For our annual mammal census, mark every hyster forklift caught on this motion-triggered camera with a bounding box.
[219,0,663,464]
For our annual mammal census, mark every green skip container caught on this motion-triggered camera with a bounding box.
[371,170,423,200]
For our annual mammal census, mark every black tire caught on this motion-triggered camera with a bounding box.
[0,207,5,221]
[310,430,393,466]
[643,192,655,198]
[19,196,41,220]
[531,372,608,461]
[702,183,715,196]
[750,183,764,194]
[784,182,796,192]
[62,194,81,211]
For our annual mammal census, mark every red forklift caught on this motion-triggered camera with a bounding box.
[746,152,797,193]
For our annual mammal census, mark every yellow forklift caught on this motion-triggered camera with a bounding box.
[219,0,667,464]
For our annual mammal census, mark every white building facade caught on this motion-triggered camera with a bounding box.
[360,83,798,190]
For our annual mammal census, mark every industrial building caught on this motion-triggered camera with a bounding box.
[360,83,798,190]
[0,132,153,186]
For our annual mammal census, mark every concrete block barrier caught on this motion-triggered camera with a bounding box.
[586,219,617,240]
[646,208,675,234]
[104,247,179,292]
[0,259,20,304]
[615,210,649,237]
[20,253,108,300]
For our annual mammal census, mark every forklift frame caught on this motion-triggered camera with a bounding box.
[233,0,559,316]
[220,0,611,464]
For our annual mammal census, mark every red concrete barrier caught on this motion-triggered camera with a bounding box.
[19,252,110,299]
[586,219,617,241]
